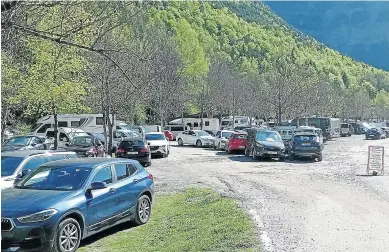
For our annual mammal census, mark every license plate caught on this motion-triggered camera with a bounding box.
[302,143,311,146]
[370,135,375,137]
[127,152,138,155]
[239,146,245,149]
[268,151,278,154]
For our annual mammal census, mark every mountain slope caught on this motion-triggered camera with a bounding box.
[265,1,389,70]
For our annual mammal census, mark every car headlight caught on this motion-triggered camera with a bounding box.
[17,209,58,223]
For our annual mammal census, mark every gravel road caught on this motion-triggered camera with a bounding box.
[148,135,389,252]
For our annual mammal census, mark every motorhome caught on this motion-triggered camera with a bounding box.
[169,118,219,132]
[32,114,129,136]
[220,116,252,130]
[142,125,162,133]
[164,124,190,139]
[291,117,340,140]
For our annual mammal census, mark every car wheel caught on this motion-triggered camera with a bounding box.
[133,195,152,225]
[245,147,249,156]
[317,153,323,162]
[53,218,81,252]
[289,154,294,161]
[196,140,202,147]
[177,138,183,146]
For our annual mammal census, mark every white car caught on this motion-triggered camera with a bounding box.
[144,132,170,157]
[176,130,215,147]
[213,130,234,150]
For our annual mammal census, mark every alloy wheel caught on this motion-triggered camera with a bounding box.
[59,223,79,252]
[138,198,151,222]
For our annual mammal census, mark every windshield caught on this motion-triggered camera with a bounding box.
[221,132,233,139]
[196,131,210,137]
[119,140,145,148]
[145,133,165,141]
[256,131,282,142]
[68,131,89,139]
[4,136,32,146]
[221,121,231,126]
[1,156,24,177]
[341,124,349,128]
[32,123,43,132]
[16,166,92,191]
[71,136,93,147]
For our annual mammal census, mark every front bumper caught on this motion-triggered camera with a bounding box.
[1,218,55,252]
[254,148,285,158]
[149,145,168,155]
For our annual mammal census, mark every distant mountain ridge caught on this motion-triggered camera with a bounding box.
[264,1,389,70]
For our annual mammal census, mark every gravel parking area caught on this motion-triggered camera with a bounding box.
[148,135,389,252]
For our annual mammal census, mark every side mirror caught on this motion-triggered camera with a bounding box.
[65,143,70,147]
[147,142,151,145]
[21,169,32,177]
[90,181,107,190]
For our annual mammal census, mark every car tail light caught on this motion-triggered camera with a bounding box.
[148,174,154,180]
[141,146,149,153]
[116,148,125,153]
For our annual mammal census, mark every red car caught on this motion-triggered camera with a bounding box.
[226,132,248,154]
[164,130,174,141]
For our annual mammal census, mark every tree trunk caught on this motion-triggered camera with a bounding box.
[53,112,58,150]
[107,112,114,156]
[1,106,9,141]
[102,108,108,154]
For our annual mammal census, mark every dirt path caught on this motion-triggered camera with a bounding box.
[148,135,389,252]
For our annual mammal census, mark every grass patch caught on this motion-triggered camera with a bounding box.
[79,188,259,252]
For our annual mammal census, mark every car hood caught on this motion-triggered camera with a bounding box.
[258,140,285,148]
[2,188,75,217]
[146,140,167,146]
[200,136,214,141]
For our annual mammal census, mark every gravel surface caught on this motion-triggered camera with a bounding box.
[148,135,389,252]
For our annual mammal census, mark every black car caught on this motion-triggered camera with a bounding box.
[1,135,47,151]
[289,133,323,162]
[365,128,386,140]
[115,137,151,167]
[245,128,286,161]
[65,135,105,157]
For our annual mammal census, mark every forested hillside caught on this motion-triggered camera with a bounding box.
[265,1,389,70]
[2,1,389,136]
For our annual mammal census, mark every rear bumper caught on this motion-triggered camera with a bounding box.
[290,148,321,157]
[116,154,150,163]
[228,144,246,151]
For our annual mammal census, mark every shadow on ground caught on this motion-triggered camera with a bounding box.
[80,222,136,248]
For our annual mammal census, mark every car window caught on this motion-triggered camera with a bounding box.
[46,154,67,162]
[59,133,70,142]
[222,132,233,139]
[114,163,137,181]
[22,157,45,172]
[119,140,145,148]
[233,134,247,139]
[5,136,32,146]
[19,166,92,190]
[91,166,112,185]
[1,156,24,177]
[145,134,165,140]
[256,131,282,141]
[37,123,51,133]
[71,136,93,146]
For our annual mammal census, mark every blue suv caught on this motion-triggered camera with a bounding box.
[1,158,154,252]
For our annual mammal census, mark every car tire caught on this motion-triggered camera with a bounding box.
[52,218,81,252]
[317,153,323,162]
[177,138,183,146]
[245,147,249,156]
[133,195,152,225]
[289,154,294,161]
[196,140,202,147]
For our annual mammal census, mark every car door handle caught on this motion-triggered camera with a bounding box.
[109,188,116,193]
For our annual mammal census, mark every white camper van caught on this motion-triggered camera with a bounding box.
[164,124,190,139]
[169,118,219,132]
[32,114,127,136]
[220,116,252,130]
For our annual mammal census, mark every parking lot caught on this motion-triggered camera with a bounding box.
[149,135,389,252]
